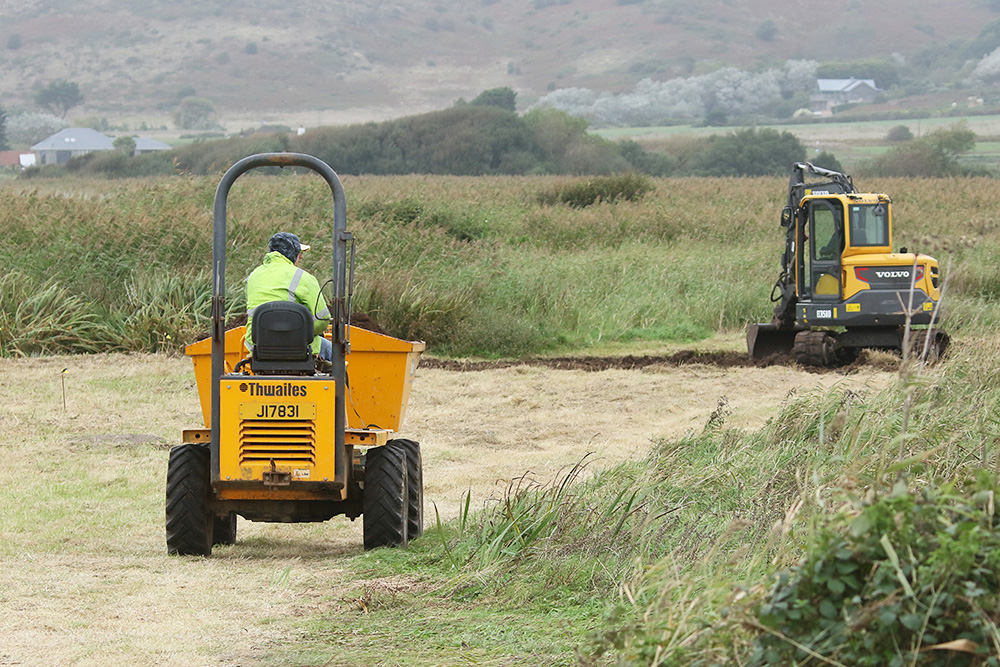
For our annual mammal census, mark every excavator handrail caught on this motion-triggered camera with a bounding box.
[787,161,856,209]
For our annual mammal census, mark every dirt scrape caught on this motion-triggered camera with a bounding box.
[418,349,900,374]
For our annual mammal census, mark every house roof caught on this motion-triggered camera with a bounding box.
[31,128,115,151]
[816,78,878,93]
[31,129,173,153]
[134,137,172,151]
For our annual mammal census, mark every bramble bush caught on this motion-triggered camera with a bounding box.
[751,477,1000,666]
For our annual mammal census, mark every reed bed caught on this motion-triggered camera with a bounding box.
[5,174,998,358]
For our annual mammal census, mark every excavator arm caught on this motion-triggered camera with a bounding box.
[771,162,857,326]
[748,162,857,358]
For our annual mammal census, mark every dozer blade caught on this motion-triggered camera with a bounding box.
[747,322,801,360]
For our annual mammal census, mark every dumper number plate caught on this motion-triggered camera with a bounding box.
[239,402,316,420]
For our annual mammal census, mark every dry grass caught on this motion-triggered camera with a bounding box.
[0,336,895,665]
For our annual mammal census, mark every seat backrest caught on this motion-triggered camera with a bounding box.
[250,301,314,374]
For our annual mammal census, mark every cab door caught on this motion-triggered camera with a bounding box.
[805,200,842,302]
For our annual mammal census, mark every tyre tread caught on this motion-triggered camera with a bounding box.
[390,439,424,540]
[363,444,409,550]
[165,443,213,556]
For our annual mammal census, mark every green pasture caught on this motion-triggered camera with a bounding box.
[594,114,1000,172]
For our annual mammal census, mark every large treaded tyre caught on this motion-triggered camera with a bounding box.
[363,443,409,550]
[165,443,214,556]
[390,439,424,540]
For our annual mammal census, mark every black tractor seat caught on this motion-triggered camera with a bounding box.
[249,301,317,375]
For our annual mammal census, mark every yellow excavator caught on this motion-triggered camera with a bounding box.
[747,162,948,366]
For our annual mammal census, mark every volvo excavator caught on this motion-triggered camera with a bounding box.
[747,162,948,366]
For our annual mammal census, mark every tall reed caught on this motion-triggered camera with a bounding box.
[3,174,999,357]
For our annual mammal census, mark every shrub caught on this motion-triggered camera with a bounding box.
[113,135,136,156]
[755,19,778,42]
[80,151,130,178]
[859,123,976,177]
[537,173,654,208]
[811,150,844,173]
[469,87,517,112]
[688,127,806,177]
[523,107,632,174]
[751,478,1000,666]
[293,106,540,175]
[618,139,676,176]
[887,124,914,142]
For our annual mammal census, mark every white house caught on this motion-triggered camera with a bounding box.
[31,128,171,165]
[810,79,880,114]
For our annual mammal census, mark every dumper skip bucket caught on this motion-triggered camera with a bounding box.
[185,326,425,431]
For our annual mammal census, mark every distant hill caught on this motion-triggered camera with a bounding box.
[2,0,999,130]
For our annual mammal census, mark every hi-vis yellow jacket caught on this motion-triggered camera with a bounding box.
[245,252,331,353]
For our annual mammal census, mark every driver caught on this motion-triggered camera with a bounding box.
[245,232,332,361]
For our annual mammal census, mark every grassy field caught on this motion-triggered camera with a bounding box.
[0,339,901,666]
[4,171,1000,664]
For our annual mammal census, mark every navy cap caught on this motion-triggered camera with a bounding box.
[268,232,309,262]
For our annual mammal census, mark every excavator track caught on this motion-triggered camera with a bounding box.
[908,330,950,364]
[792,330,836,367]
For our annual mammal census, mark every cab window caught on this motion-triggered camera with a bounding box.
[848,204,889,246]
[811,204,840,261]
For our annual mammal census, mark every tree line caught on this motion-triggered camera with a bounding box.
[13,87,981,180]
[21,89,814,179]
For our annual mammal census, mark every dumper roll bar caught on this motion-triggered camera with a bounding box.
[209,153,349,485]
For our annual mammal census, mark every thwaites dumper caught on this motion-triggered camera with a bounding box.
[747,162,949,367]
[166,153,426,556]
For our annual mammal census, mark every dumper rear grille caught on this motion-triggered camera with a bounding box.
[239,419,316,465]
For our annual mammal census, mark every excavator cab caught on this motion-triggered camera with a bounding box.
[747,162,948,366]
[802,198,844,299]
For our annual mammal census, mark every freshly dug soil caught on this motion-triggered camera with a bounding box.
[418,349,899,374]
[349,312,387,334]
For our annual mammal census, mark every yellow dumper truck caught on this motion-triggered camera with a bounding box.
[166,153,425,556]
